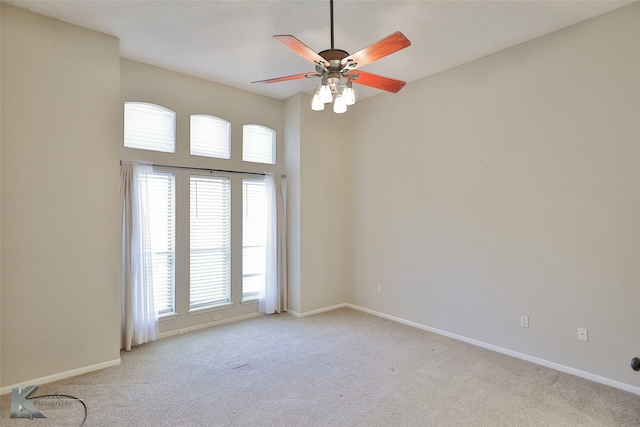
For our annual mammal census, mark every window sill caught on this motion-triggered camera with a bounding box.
[159,312,178,321]
[241,298,259,305]
[187,302,233,316]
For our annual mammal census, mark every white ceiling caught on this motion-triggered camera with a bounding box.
[6,0,636,101]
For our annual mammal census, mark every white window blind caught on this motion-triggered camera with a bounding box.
[243,124,276,164]
[124,102,176,153]
[242,179,267,299]
[190,175,231,309]
[190,115,231,159]
[148,171,176,315]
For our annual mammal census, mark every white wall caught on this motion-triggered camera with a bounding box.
[1,4,121,388]
[120,59,285,334]
[348,3,640,389]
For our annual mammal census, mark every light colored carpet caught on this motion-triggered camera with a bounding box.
[2,307,639,426]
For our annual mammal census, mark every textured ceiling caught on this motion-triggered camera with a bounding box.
[5,0,636,101]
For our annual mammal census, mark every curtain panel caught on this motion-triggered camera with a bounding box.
[260,173,288,314]
[120,160,159,351]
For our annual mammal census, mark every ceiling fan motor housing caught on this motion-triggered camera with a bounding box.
[319,49,349,62]
[316,49,351,75]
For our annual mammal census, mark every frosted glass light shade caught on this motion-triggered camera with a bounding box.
[333,94,347,114]
[319,84,333,104]
[311,92,325,111]
[344,85,356,106]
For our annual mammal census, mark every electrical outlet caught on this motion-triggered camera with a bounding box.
[577,327,588,342]
[214,314,222,321]
[376,286,382,294]
[520,315,529,328]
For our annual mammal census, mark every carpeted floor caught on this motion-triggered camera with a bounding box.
[2,307,640,426]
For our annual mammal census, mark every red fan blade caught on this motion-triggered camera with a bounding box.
[348,71,406,93]
[341,31,411,69]
[252,72,318,84]
[274,35,330,67]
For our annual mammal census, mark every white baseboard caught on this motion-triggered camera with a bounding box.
[158,311,263,339]
[295,303,348,318]
[0,358,121,396]
[345,303,640,396]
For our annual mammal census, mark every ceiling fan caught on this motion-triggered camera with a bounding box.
[252,0,411,113]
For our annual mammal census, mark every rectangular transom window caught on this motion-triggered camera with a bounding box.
[189,175,231,310]
[242,178,267,300]
[124,102,176,153]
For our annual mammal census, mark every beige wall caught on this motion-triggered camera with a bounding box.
[1,4,121,388]
[120,59,284,334]
[283,94,302,313]
[1,0,638,394]
[348,3,640,389]
[299,94,350,313]
[284,93,351,314]
[0,2,3,389]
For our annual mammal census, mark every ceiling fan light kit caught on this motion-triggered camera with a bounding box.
[252,0,411,114]
[312,76,353,113]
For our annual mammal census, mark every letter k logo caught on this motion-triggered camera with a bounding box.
[10,385,47,419]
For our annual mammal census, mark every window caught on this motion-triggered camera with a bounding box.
[190,175,231,310]
[148,171,176,315]
[242,179,267,300]
[124,102,176,153]
[243,124,275,164]
[123,101,280,325]
[190,115,231,159]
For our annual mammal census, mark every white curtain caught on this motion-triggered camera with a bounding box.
[260,173,288,314]
[120,160,158,351]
